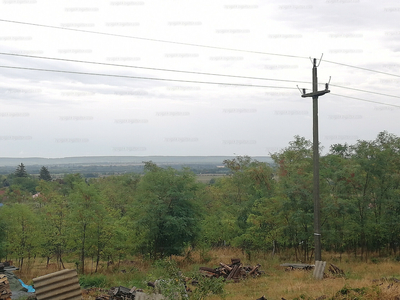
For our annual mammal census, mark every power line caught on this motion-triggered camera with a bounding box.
[3,52,399,100]
[0,52,310,85]
[0,65,299,89]
[1,19,399,79]
[2,65,398,108]
[329,84,400,100]
[0,19,308,60]
[324,60,400,78]
[330,93,400,108]
[1,66,398,108]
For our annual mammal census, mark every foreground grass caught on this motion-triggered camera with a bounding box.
[12,248,400,300]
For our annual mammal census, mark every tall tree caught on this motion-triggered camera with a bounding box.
[39,166,52,181]
[270,136,315,261]
[36,180,69,268]
[14,163,28,177]
[68,179,101,273]
[132,162,201,259]
[0,203,40,270]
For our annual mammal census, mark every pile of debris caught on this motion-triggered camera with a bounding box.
[199,258,263,282]
[0,273,11,300]
[328,263,344,276]
[95,286,144,300]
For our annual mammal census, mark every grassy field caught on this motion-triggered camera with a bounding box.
[11,248,400,300]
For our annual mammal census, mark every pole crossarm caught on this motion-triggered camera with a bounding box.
[301,89,330,98]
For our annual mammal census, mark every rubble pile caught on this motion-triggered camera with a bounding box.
[199,258,263,282]
[95,286,143,300]
[0,274,12,300]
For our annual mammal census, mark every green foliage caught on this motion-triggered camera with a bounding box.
[14,163,28,177]
[200,156,275,251]
[38,166,52,181]
[147,259,225,300]
[78,274,108,288]
[148,258,188,299]
[336,285,367,298]
[0,203,40,269]
[0,218,7,260]
[270,136,314,260]
[132,163,201,258]
[68,180,104,273]
[6,176,38,195]
[2,131,400,273]
[188,271,226,300]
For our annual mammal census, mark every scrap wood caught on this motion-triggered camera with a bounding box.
[231,258,241,265]
[199,258,263,282]
[0,274,11,300]
[219,262,232,272]
[249,264,261,275]
[226,264,240,281]
[94,286,142,300]
[328,263,344,276]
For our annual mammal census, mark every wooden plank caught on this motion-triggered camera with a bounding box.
[219,262,232,272]
[226,265,239,280]
[232,264,243,279]
[0,277,8,284]
[249,264,260,275]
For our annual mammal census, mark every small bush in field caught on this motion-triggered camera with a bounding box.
[188,271,226,300]
[79,274,108,288]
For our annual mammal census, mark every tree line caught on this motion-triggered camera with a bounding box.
[1,131,400,272]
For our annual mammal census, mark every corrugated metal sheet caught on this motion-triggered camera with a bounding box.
[33,269,82,300]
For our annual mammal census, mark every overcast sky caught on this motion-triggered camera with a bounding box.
[0,0,399,158]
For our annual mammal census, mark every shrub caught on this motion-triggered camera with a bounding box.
[79,274,108,288]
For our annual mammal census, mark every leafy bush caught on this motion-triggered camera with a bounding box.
[79,274,108,288]
[188,271,226,300]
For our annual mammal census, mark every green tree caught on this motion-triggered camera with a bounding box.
[36,180,69,268]
[270,136,315,261]
[320,131,400,258]
[0,203,40,270]
[132,162,201,259]
[95,174,139,217]
[68,179,101,273]
[14,163,28,177]
[0,218,7,261]
[39,166,52,181]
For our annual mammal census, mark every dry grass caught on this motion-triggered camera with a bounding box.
[9,249,400,300]
[201,252,400,300]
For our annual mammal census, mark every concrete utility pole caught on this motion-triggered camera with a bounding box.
[301,58,330,262]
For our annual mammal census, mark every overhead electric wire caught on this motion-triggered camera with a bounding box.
[2,65,398,109]
[324,60,400,78]
[3,52,399,100]
[0,19,308,60]
[330,93,400,108]
[1,66,398,108]
[0,52,310,85]
[1,19,399,79]
[327,84,400,100]
[1,19,399,106]
[0,65,299,89]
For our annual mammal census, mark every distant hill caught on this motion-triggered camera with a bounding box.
[0,156,274,176]
[0,156,273,166]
